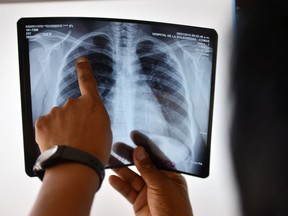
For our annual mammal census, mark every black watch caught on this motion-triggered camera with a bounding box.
[33,145,105,190]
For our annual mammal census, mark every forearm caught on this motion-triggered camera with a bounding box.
[29,163,100,216]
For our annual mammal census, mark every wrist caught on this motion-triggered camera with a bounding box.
[44,162,101,193]
[31,163,99,216]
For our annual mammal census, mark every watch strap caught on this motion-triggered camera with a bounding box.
[33,145,105,191]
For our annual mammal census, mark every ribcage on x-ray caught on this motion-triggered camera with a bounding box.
[53,23,194,164]
[55,33,116,109]
[135,39,192,150]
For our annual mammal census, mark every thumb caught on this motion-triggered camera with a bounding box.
[133,146,164,187]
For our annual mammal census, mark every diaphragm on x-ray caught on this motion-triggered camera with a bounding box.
[18,18,217,177]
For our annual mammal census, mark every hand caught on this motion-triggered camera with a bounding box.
[35,57,112,165]
[30,57,112,216]
[109,131,193,216]
[109,130,176,169]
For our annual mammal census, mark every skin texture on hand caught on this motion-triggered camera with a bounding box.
[35,57,112,165]
[109,132,193,216]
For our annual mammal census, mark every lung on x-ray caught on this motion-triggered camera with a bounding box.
[17,17,217,177]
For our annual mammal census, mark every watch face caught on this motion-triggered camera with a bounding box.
[34,146,59,170]
[40,146,58,160]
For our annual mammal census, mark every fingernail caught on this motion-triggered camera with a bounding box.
[136,147,147,161]
[76,57,89,64]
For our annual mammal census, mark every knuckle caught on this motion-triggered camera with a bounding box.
[35,116,46,130]
[79,73,90,82]
[79,72,95,85]
[49,106,62,115]
[64,98,77,107]
[138,158,154,172]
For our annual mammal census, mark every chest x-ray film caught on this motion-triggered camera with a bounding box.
[17,17,217,178]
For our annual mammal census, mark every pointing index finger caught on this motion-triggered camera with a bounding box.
[75,57,98,97]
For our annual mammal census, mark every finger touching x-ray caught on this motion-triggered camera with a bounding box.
[20,18,217,177]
